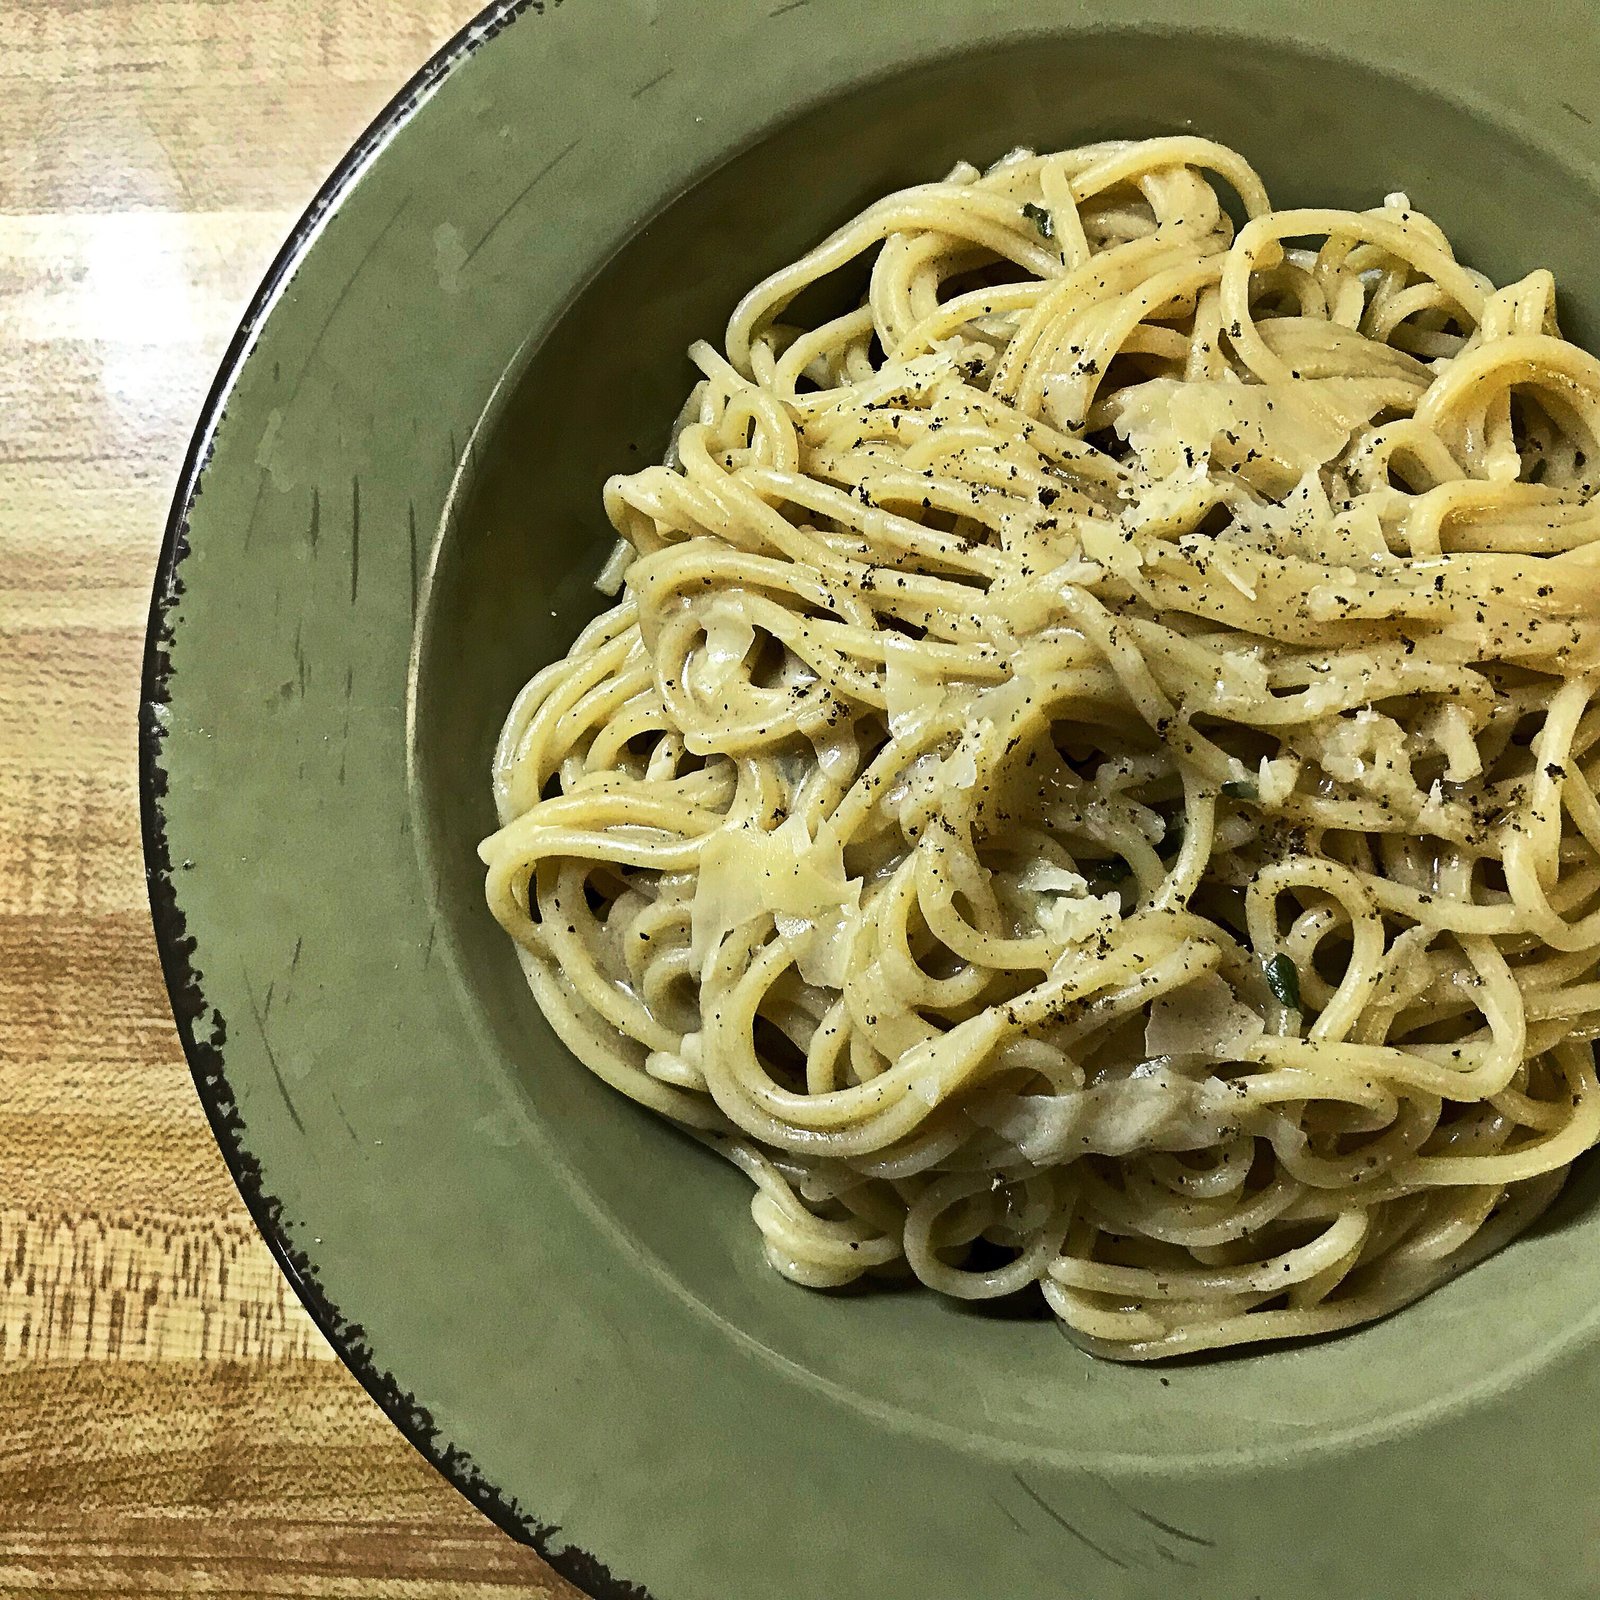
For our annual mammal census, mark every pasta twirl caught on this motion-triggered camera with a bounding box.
[481,138,1600,1358]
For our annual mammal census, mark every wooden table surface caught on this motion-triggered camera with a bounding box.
[0,4,580,1592]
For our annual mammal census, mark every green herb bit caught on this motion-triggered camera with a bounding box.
[1022,201,1055,241]
[1265,952,1302,1011]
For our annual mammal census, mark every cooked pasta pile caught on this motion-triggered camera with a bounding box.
[482,137,1600,1358]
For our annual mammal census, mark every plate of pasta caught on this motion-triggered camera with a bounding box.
[145,2,1600,1596]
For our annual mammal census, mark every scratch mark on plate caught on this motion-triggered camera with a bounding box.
[243,472,270,550]
[1092,1473,1215,1549]
[338,666,353,785]
[329,1090,360,1144]
[308,485,321,552]
[245,976,305,1136]
[291,196,415,388]
[350,475,362,604]
[1131,1506,1214,1548]
[769,0,809,14]
[1011,1473,1129,1569]
[632,67,674,98]
[289,935,304,973]
[1563,100,1593,125]
[466,138,582,265]
[408,500,420,614]
[987,1491,1027,1535]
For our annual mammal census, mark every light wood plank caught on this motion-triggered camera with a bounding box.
[0,0,584,1590]
[3,82,452,214]
[0,1362,581,1596]
[0,1212,326,1365]
[1,1,479,86]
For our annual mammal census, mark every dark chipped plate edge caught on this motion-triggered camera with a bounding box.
[135,3,652,1596]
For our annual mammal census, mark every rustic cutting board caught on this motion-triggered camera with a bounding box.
[0,3,579,1592]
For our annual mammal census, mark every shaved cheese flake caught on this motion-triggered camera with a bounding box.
[775,902,859,989]
[1205,649,1272,714]
[1041,890,1121,948]
[883,635,948,736]
[702,600,755,677]
[813,724,859,784]
[1080,513,1147,577]
[1144,973,1265,1059]
[885,749,945,827]
[1115,376,1403,493]
[824,351,960,416]
[1421,702,1485,782]
[692,816,860,982]
[1016,858,1104,942]
[1017,860,1089,896]
[1208,547,1257,601]
[974,1067,1241,1161]
[1305,707,1416,803]
[1257,755,1301,808]
[941,716,993,792]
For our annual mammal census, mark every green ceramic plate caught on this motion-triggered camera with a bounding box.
[143,3,1600,1594]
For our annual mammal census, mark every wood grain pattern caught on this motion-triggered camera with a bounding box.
[0,3,579,1591]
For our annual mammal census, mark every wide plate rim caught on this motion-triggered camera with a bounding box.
[134,4,640,1596]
